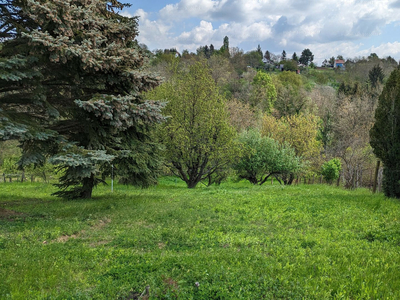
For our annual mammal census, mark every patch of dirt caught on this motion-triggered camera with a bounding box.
[0,208,25,221]
[89,240,110,247]
[56,234,78,243]
[91,218,111,230]
[120,286,150,300]
[51,218,112,244]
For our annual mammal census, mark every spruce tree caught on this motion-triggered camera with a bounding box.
[370,67,400,198]
[0,0,165,198]
[369,64,384,89]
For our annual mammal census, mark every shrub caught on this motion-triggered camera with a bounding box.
[321,158,342,184]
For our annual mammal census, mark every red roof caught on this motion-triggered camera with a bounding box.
[335,60,345,64]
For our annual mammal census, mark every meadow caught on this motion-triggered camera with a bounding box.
[1,178,400,299]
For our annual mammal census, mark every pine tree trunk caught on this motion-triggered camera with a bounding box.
[81,174,95,198]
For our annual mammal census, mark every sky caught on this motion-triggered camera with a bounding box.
[120,0,400,65]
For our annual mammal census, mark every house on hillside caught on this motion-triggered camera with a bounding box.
[334,59,345,69]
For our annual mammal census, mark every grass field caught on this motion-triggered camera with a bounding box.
[1,178,400,299]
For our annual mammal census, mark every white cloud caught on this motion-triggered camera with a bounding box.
[360,42,400,58]
[127,0,400,62]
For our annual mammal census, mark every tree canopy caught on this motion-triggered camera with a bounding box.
[234,130,301,185]
[0,0,165,198]
[146,61,238,188]
[370,67,400,198]
[299,48,314,66]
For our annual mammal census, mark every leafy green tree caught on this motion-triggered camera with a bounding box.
[146,61,238,188]
[336,55,344,61]
[282,50,287,60]
[234,130,301,185]
[0,0,165,198]
[282,60,298,71]
[321,158,341,184]
[250,71,277,112]
[244,51,264,69]
[299,48,314,66]
[370,67,400,198]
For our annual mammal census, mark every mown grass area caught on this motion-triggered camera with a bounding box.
[1,178,400,299]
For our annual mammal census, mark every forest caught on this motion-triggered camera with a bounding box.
[1,27,399,196]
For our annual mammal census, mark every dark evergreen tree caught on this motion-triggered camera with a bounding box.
[264,50,271,63]
[219,36,230,57]
[370,67,400,198]
[223,36,229,50]
[204,45,210,58]
[282,50,286,60]
[257,44,263,58]
[299,48,314,66]
[369,64,384,88]
[209,44,215,56]
[0,0,165,199]
[292,52,298,62]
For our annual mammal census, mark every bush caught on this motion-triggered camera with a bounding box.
[321,158,341,184]
[233,129,302,185]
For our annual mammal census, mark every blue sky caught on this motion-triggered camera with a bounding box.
[121,0,400,65]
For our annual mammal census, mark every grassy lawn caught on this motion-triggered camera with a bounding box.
[1,178,400,299]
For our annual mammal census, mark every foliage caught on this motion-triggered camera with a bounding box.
[299,48,314,66]
[369,64,384,89]
[321,158,342,184]
[282,60,298,72]
[250,71,277,112]
[330,93,377,189]
[292,52,299,62]
[272,71,311,117]
[244,51,264,69]
[1,156,18,174]
[0,141,20,166]
[233,130,301,185]
[281,50,286,60]
[0,0,165,198]
[146,61,238,188]
[370,67,400,198]
[262,114,322,161]
[225,99,260,133]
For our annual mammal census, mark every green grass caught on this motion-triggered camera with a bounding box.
[1,178,400,299]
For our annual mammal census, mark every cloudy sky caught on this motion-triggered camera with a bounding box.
[121,0,400,64]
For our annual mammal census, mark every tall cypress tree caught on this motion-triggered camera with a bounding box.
[0,0,165,198]
[370,67,400,198]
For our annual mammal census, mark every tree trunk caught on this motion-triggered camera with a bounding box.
[336,172,341,187]
[81,174,95,198]
[372,161,380,193]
